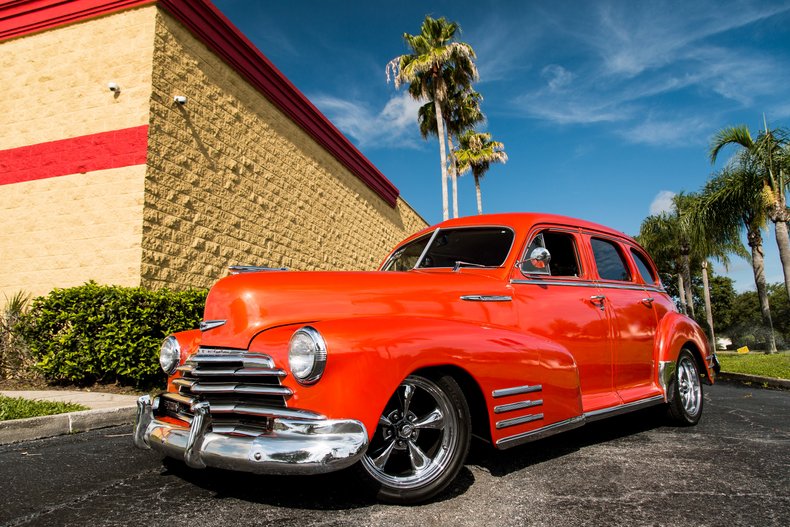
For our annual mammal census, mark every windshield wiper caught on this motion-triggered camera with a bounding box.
[453,261,487,272]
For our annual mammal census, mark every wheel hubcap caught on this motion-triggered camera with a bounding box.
[362,376,458,489]
[677,356,701,417]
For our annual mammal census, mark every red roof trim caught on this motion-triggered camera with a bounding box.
[0,0,400,207]
[0,125,149,185]
[157,0,399,207]
[0,0,155,40]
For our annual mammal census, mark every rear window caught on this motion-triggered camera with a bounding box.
[631,248,657,285]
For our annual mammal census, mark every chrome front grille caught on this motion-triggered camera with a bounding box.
[162,348,298,436]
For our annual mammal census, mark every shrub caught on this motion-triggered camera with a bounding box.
[0,291,34,380]
[17,282,207,389]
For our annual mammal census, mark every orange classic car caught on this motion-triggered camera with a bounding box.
[134,212,718,503]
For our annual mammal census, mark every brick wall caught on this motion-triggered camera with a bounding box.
[142,11,426,289]
[0,6,157,300]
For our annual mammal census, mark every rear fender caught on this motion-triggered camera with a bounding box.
[655,312,714,394]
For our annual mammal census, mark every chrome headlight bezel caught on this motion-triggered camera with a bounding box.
[288,326,327,385]
[159,335,181,375]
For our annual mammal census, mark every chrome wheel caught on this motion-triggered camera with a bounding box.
[360,375,469,501]
[677,355,701,417]
[667,349,704,426]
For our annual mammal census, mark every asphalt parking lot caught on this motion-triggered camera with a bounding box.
[1,382,788,527]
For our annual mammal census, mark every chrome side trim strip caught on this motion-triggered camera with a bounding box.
[496,415,586,449]
[494,399,543,414]
[511,279,595,288]
[492,384,542,398]
[496,413,544,429]
[460,295,513,302]
[584,395,665,422]
[511,279,666,294]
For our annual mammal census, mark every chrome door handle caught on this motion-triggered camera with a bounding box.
[641,297,655,305]
[590,295,606,310]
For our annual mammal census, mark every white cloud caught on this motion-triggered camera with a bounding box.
[309,92,423,149]
[622,116,709,147]
[649,190,676,215]
[510,1,790,135]
[541,65,574,91]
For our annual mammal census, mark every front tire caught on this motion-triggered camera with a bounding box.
[359,374,471,504]
[667,349,703,425]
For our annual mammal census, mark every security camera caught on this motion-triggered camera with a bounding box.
[174,95,187,105]
[108,82,120,92]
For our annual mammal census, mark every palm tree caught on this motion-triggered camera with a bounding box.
[418,88,484,217]
[455,130,507,214]
[387,16,478,220]
[710,120,790,301]
[697,164,778,353]
[639,193,744,343]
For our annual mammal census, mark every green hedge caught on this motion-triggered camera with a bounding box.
[17,282,207,388]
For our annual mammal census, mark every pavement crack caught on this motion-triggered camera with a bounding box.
[0,467,160,527]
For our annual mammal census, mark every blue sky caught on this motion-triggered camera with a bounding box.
[214,0,790,291]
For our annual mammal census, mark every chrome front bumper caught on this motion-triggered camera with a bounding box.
[133,395,368,475]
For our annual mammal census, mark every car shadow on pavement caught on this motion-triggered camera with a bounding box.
[159,457,474,509]
[468,406,667,477]
[157,406,665,508]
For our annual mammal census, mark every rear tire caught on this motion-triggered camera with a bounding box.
[667,349,703,425]
[358,374,471,504]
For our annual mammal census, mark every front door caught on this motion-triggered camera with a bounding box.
[512,228,618,413]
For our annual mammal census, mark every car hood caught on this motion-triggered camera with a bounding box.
[198,270,513,348]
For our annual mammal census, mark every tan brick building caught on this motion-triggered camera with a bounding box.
[0,0,426,300]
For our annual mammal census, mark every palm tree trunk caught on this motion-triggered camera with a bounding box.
[701,261,715,347]
[773,218,790,302]
[474,174,482,215]
[447,135,459,219]
[681,253,695,318]
[434,99,449,221]
[749,237,778,353]
[677,273,688,315]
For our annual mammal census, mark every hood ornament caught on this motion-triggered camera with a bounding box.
[199,320,226,332]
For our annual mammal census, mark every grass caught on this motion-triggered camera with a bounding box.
[0,395,88,421]
[718,351,790,380]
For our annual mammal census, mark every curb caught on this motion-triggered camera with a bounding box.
[718,371,790,390]
[0,406,136,445]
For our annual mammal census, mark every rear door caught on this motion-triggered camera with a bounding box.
[586,235,661,402]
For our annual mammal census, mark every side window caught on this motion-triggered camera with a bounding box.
[521,231,581,277]
[591,238,630,281]
[631,248,657,285]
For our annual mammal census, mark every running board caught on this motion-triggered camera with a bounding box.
[496,394,666,450]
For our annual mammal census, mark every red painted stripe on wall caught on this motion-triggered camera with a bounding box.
[0,125,149,185]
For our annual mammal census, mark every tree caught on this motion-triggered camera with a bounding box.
[455,130,508,214]
[710,121,790,301]
[696,165,778,353]
[638,192,744,346]
[387,16,478,220]
[418,88,484,218]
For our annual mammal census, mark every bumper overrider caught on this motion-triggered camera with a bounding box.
[133,394,369,475]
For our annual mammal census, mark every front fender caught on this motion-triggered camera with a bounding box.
[249,316,583,445]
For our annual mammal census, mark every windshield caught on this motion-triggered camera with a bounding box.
[382,227,514,271]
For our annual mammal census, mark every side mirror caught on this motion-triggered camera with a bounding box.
[529,247,551,268]
[520,247,552,275]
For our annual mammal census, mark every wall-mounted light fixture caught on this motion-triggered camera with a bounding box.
[107,82,120,92]
[174,95,187,105]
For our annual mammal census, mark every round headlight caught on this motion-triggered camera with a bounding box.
[159,335,181,375]
[288,326,327,385]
